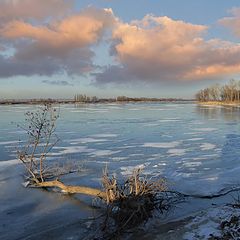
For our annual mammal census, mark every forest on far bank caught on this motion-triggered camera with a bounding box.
[196,79,240,102]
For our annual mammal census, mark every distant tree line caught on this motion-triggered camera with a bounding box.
[196,79,240,102]
[74,94,98,103]
[116,96,186,102]
[73,94,188,103]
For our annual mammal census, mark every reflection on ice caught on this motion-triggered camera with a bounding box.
[196,104,240,121]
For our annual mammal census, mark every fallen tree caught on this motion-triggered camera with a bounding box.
[37,179,107,199]
[17,104,108,199]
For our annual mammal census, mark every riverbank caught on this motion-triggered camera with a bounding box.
[198,101,240,107]
[0,98,193,105]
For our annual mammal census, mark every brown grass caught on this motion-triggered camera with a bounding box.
[198,101,240,107]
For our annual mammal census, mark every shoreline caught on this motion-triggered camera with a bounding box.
[0,99,194,105]
[197,101,240,107]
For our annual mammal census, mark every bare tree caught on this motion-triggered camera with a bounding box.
[17,104,60,183]
[209,84,221,101]
[17,104,107,195]
[196,79,240,103]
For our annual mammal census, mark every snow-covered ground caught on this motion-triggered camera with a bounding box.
[184,205,240,239]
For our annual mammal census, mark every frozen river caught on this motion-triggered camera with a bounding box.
[1,102,240,239]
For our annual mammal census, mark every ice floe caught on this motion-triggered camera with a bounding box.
[0,159,19,168]
[52,146,94,156]
[193,128,217,132]
[167,148,186,156]
[200,143,216,151]
[143,141,181,148]
[187,138,204,141]
[120,163,150,175]
[182,162,202,167]
[88,150,121,157]
[90,134,118,138]
[0,140,21,145]
[158,118,181,122]
[111,157,129,161]
[68,138,108,144]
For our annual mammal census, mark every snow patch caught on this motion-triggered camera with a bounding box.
[120,163,150,176]
[111,157,129,161]
[200,143,216,151]
[182,162,202,167]
[90,134,118,138]
[0,159,19,168]
[69,138,108,144]
[187,138,204,141]
[88,150,121,157]
[52,146,93,156]
[193,128,217,132]
[143,141,181,148]
[167,148,186,156]
[0,140,21,145]
[183,206,240,240]
[158,119,181,122]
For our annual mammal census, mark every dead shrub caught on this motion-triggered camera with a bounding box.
[17,104,59,184]
[99,168,183,238]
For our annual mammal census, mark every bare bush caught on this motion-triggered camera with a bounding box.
[99,168,183,238]
[17,104,59,184]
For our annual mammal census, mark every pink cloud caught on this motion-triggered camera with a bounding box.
[94,15,240,84]
[0,7,116,77]
[0,6,240,83]
[219,7,240,37]
[1,8,116,55]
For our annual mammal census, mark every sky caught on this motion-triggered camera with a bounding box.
[0,0,240,99]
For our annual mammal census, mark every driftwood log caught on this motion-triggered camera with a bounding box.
[37,180,107,199]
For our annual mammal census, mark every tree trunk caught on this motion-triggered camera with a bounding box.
[37,180,107,199]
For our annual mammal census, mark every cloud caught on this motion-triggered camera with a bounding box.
[0,55,60,77]
[219,7,240,37]
[1,6,240,85]
[1,8,116,56]
[94,15,240,84]
[0,0,73,21]
[42,80,73,86]
[0,7,116,78]
[0,46,95,78]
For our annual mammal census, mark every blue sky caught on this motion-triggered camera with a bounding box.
[75,0,238,24]
[0,0,240,99]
